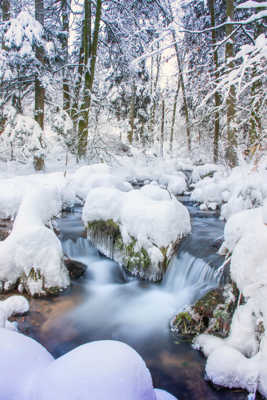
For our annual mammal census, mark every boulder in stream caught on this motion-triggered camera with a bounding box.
[82,185,191,281]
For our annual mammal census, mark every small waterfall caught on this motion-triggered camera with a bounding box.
[163,251,222,293]
[62,237,124,284]
[62,237,98,260]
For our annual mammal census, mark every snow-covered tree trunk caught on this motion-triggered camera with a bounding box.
[78,0,102,158]
[128,82,136,145]
[169,77,180,152]
[160,99,165,158]
[208,0,221,163]
[225,0,237,167]
[34,0,45,170]
[61,0,70,114]
[1,0,10,21]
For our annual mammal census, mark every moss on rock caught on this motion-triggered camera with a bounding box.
[171,282,240,338]
[86,219,181,281]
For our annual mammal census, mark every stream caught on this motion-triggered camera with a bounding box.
[18,199,247,399]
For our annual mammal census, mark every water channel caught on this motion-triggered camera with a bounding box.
[18,200,248,399]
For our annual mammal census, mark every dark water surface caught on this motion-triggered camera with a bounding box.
[18,203,248,400]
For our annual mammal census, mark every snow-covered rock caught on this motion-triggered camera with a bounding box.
[0,185,70,296]
[194,202,267,398]
[191,164,267,220]
[0,328,54,400]
[0,295,29,329]
[67,164,132,201]
[83,185,191,281]
[34,340,156,400]
[0,333,178,400]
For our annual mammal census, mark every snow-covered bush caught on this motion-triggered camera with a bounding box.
[83,185,191,281]
[191,163,267,219]
[0,107,45,165]
[0,185,70,296]
[50,109,74,151]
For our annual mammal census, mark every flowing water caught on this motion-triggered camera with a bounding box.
[18,201,247,399]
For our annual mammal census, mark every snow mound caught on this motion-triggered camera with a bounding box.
[191,163,224,183]
[83,185,191,280]
[0,295,29,329]
[0,185,70,295]
[0,332,178,400]
[34,340,157,400]
[0,328,54,400]
[68,164,132,200]
[191,164,267,219]
[219,207,263,254]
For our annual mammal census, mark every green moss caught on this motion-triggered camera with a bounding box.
[122,237,151,271]
[87,219,120,238]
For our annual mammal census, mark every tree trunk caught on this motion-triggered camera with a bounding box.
[34,0,45,131]
[208,0,221,163]
[163,0,191,152]
[2,0,10,21]
[160,100,165,158]
[225,0,237,167]
[169,77,180,152]
[128,82,136,145]
[78,0,102,158]
[61,0,70,114]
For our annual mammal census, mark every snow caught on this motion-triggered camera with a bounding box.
[83,185,191,268]
[0,331,178,400]
[0,295,29,329]
[191,164,267,220]
[0,185,70,295]
[0,328,54,400]
[154,389,178,399]
[34,340,157,400]
[194,199,267,397]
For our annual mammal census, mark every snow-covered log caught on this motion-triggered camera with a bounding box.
[0,185,70,296]
[83,185,191,281]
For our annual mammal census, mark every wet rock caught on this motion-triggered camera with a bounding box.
[87,219,182,282]
[171,282,240,338]
[64,259,86,279]
[0,219,13,241]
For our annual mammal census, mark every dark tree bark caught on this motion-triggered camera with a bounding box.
[169,77,180,152]
[225,0,237,167]
[1,0,10,21]
[61,0,70,113]
[160,100,165,158]
[208,0,221,163]
[34,0,45,131]
[78,0,102,158]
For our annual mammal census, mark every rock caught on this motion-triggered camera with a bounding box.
[87,219,181,282]
[0,219,12,241]
[171,282,239,338]
[64,258,86,279]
